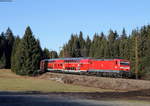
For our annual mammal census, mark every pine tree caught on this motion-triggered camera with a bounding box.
[119,28,128,58]
[49,51,58,58]
[42,48,50,59]
[59,44,68,57]
[137,25,150,77]
[0,32,4,58]
[85,35,91,57]
[107,30,119,58]
[129,29,140,77]
[93,33,104,58]
[143,25,150,75]
[67,34,76,57]
[73,36,81,57]
[5,28,15,68]
[0,32,6,68]
[78,31,85,56]
[11,36,21,72]
[0,52,6,69]
[89,33,99,58]
[12,26,42,76]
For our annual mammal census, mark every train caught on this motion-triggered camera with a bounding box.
[40,58,131,78]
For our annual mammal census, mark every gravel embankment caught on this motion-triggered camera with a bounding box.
[39,72,150,91]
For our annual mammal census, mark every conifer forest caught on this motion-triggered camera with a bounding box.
[0,25,150,79]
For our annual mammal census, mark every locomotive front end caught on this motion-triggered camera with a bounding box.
[119,61,130,72]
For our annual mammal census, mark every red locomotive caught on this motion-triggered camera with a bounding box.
[40,58,131,77]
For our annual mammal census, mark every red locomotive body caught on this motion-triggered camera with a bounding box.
[40,58,130,77]
[89,59,130,72]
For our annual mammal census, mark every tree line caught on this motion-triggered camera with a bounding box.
[0,25,150,78]
[0,26,58,76]
[60,25,150,78]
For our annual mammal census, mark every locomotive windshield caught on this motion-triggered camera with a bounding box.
[120,62,129,66]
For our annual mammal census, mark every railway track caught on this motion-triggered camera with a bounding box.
[44,70,133,79]
[39,71,150,91]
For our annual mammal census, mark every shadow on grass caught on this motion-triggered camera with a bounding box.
[0,91,114,106]
[0,89,150,100]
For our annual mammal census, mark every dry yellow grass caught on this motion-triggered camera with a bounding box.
[0,69,112,92]
[39,71,150,91]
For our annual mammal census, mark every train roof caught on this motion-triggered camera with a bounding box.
[43,57,91,61]
[95,59,115,61]
[42,58,128,62]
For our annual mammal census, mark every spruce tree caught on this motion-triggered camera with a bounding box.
[107,30,118,58]
[42,48,50,59]
[143,25,150,75]
[79,31,85,56]
[12,26,42,76]
[85,35,91,57]
[49,51,58,58]
[89,33,99,58]
[5,28,15,68]
[0,52,6,69]
[0,32,6,68]
[11,36,21,72]
[120,28,133,60]
[73,36,81,57]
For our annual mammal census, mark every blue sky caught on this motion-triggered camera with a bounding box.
[0,0,150,52]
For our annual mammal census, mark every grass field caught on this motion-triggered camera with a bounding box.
[0,69,113,92]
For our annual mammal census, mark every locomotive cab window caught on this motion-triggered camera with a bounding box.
[120,62,129,66]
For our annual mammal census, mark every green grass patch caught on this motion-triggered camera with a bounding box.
[0,69,112,92]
